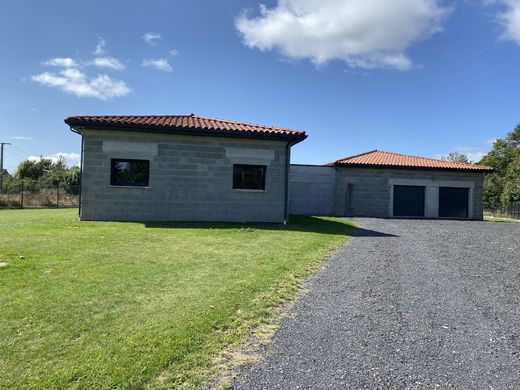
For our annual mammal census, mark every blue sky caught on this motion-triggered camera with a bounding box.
[1,0,520,172]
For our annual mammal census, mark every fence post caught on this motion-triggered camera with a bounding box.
[20,181,24,209]
[56,184,59,208]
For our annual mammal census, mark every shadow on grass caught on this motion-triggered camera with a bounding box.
[143,215,397,237]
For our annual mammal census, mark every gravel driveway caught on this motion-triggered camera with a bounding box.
[234,219,520,389]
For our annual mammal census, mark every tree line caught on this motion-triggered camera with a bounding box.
[479,124,520,205]
[1,156,80,190]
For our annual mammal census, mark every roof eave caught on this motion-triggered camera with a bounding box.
[65,119,307,143]
[333,163,493,173]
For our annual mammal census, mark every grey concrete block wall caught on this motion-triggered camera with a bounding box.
[78,128,485,222]
[289,165,485,220]
[289,165,336,216]
[80,129,289,222]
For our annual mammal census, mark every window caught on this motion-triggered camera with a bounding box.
[110,159,150,187]
[233,164,266,190]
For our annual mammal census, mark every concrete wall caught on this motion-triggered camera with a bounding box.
[80,129,289,222]
[289,165,336,216]
[289,165,485,220]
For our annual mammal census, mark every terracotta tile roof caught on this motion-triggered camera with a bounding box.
[330,150,493,172]
[65,114,307,142]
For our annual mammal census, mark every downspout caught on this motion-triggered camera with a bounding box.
[70,126,84,219]
[283,140,291,225]
[78,133,84,219]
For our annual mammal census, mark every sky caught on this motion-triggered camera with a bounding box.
[1,0,520,172]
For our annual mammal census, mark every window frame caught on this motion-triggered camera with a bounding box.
[232,164,267,191]
[110,158,150,187]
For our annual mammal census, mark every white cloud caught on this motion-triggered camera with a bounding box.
[461,150,487,163]
[89,56,125,70]
[86,38,125,69]
[94,37,106,55]
[33,38,130,100]
[496,0,520,45]
[235,0,451,70]
[435,144,492,163]
[142,58,172,72]
[44,57,78,68]
[169,49,179,57]
[143,32,162,46]
[28,152,81,167]
[31,48,130,100]
[8,136,32,141]
[32,68,130,100]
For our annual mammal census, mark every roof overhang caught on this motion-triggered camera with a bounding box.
[65,118,307,146]
[332,163,493,173]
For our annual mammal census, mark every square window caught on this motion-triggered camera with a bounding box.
[110,159,150,187]
[233,164,266,190]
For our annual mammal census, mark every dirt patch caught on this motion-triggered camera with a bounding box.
[0,260,8,267]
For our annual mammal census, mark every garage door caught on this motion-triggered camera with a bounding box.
[439,187,469,218]
[393,185,425,217]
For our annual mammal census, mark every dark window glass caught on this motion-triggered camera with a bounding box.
[110,159,150,187]
[233,164,266,190]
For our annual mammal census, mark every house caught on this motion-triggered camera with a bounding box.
[66,114,492,222]
[290,150,493,219]
[65,114,307,223]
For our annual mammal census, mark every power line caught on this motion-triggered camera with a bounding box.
[4,147,29,159]
[9,144,33,157]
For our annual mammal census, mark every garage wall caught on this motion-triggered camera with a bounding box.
[289,165,336,215]
[289,165,485,220]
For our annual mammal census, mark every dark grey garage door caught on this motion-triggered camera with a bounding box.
[393,185,425,217]
[439,187,469,218]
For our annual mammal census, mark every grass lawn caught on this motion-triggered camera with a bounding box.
[0,208,353,389]
[484,215,520,223]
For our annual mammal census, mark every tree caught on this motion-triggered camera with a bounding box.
[16,159,45,181]
[0,169,14,192]
[507,123,520,146]
[14,157,80,187]
[442,152,471,163]
[501,154,520,203]
[63,166,81,187]
[479,124,520,205]
[42,156,68,186]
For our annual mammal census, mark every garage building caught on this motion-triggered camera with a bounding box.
[289,150,493,220]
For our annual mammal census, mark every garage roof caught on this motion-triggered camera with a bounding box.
[65,114,307,143]
[330,150,493,172]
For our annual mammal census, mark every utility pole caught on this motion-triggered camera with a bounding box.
[0,142,11,193]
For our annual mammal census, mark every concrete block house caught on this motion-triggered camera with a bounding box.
[65,114,307,223]
[66,114,492,222]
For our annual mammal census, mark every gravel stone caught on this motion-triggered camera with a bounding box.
[234,218,520,389]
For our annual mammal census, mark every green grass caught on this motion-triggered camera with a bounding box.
[484,215,520,223]
[0,209,353,389]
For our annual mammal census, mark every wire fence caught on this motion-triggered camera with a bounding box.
[0,181,80,209]
[484,202,520,220]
